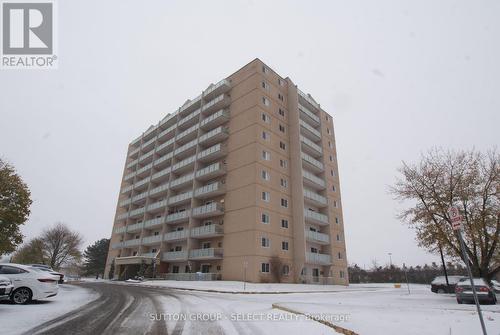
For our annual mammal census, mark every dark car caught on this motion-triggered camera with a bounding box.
[30,264,64,284]
[430,275,466,293]
[455,278,497,305]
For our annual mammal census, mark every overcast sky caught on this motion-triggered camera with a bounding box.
[1,0,499,267]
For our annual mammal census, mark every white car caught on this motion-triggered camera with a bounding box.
[0,275,14,301]
[0,263,58,304]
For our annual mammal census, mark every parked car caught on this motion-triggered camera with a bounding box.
[0,276,14,301]
[30,264,65,284]
[0,263,58,304]
[455,278,497,305]
[431,275,466,293]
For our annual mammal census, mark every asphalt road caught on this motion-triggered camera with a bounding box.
[24,283,180,335]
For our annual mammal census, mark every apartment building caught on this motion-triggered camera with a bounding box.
[104,59,348,284]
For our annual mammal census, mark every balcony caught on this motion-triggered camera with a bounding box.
[192,203,224,219]
[114,226,126,234]
[174,139,198,159]
[129,207,146,218]
[197,144,227,163]
[203,79,231,100]
[111,242,123,249]
[178,108,201,129]
[116,212,128,221]
[162,251,188,261]
[302,170,326,190]
[171,155,196,174]
[157,124,176,142]
[305,252,331,265]
[304,189,328,208]
[129,146,140,159]
[141,136,156,152]
[299,119,321,141]
[194,182,225,199]
[301,152,324,173]
[144,217,164,229]
[149,183,169,198]
[169,173,194,190]
[142,234,162,245]
[153,152,173,170]
[147,199,168,214]
[123,238,141,247]
[166,211,189,224]
[195,162,226,181]
[298,89,320,111]
[190,224,223,239]
[175,124,199,145]
[305,230,330,245]
[202,94,230,115]
[159,112,177,128]
[141,252,159,259]
[304,209,329,226]
[126,158,138,169]
[121,184,134,195]
[200,109,230,130]
[300,135,322,157]
[179,95,202,117]
[168,191,192,206]
[126,221,144,233]
[136,163,153,178]
[119,198,132,208]
[198,126,229,146]
[151,166,171,183]
[164,229,189,242]
[189,248,223,260]
[299,104,320,126]
[156,137,175,155]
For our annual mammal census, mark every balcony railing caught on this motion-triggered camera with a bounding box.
[300,135,323,155]
[141,252,158,258]
[305,230,330,244]
[299,119,321,140]
[166,211,189,223]
[142,235,162,245]
[306,252,331,265]
[153,152,173,167]
[179,95,201,115]
[178,108,201,127]
[203,79,230,98]
[298,89,320,110]
[126,221,144,232]
[304,209,329,225]
[198,126,229,145]
[194,182,224,198]
[123,238,141,247]
[163,251,188,261]
[172,155,196,172]
[301,152,324,171]
[147,199,168,212]
[190,224,223,238]
[176,124,199,142]
[129,207,146,218]
[174,139,198,157]
[111,242,124,249]
[304,189,328,206]
[302,170,326,189]
[144,217,164,229]
[192,202,224,218]
[189,248,223,259]
[151,167,171,181]
[149,183,169,197]
[168,191,192,205]
[195,162,225,180]
[114,226,126,234]
[169,173,194,189]
[164,229,189,241]
[197,143,226,161]
[299,104,320,124]
[200,109,229,129]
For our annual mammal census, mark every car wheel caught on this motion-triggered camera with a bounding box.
[11,288,32,304]
[437,288,445,294]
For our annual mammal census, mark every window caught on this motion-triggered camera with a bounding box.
[152,248,157,253]
[280,159,288,168]
[279,124,285,133]
[311,247,318,253]
[281,198,288,208]
[338,252,343,259]
[278,93,284,101]
[333,200,338,208]
[261,213,270,224]
[261,263,270,273]
[340,270,345,278]
[336,234,341,241]
[262,97,270,106]
[280,178,288,188]
[279,141,286,150]
[261,170,270,181]
[262,81,270,90]
[154,231,159,236]
[329,141,333,149]
[262,150,271,161]
[261,113,270,123]
[175,246,182,251]
[133,251,138,256]
[262,131,270,141]
[329,155,333,162]
[278,78,285,87]
[335,217,340,224]
[262,191,270,202]
[262,65,268,74]
[282,241,289,251]
[261,237,270,248]
[281,219,289,228]
[282,265,290,275]
[172,265,179,273]
[327,128,330,135]
[278,108,285,117]
[332,185,336,192]
[331,169,335,177]
[0,265,27,274]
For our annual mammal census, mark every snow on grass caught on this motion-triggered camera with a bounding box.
[0,284,99,335]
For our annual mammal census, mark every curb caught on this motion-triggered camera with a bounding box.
[272,303,358,335]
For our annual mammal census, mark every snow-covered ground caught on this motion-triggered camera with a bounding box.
[128,281,500,334]
[0,284,99,335]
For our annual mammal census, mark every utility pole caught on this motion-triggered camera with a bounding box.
[448,206,487,335]
[388,253,393,267]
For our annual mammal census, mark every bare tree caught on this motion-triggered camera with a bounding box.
[269,256,283,283]
[12,238,45,264]
[41,223,83,270]
[391,148,499,279]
